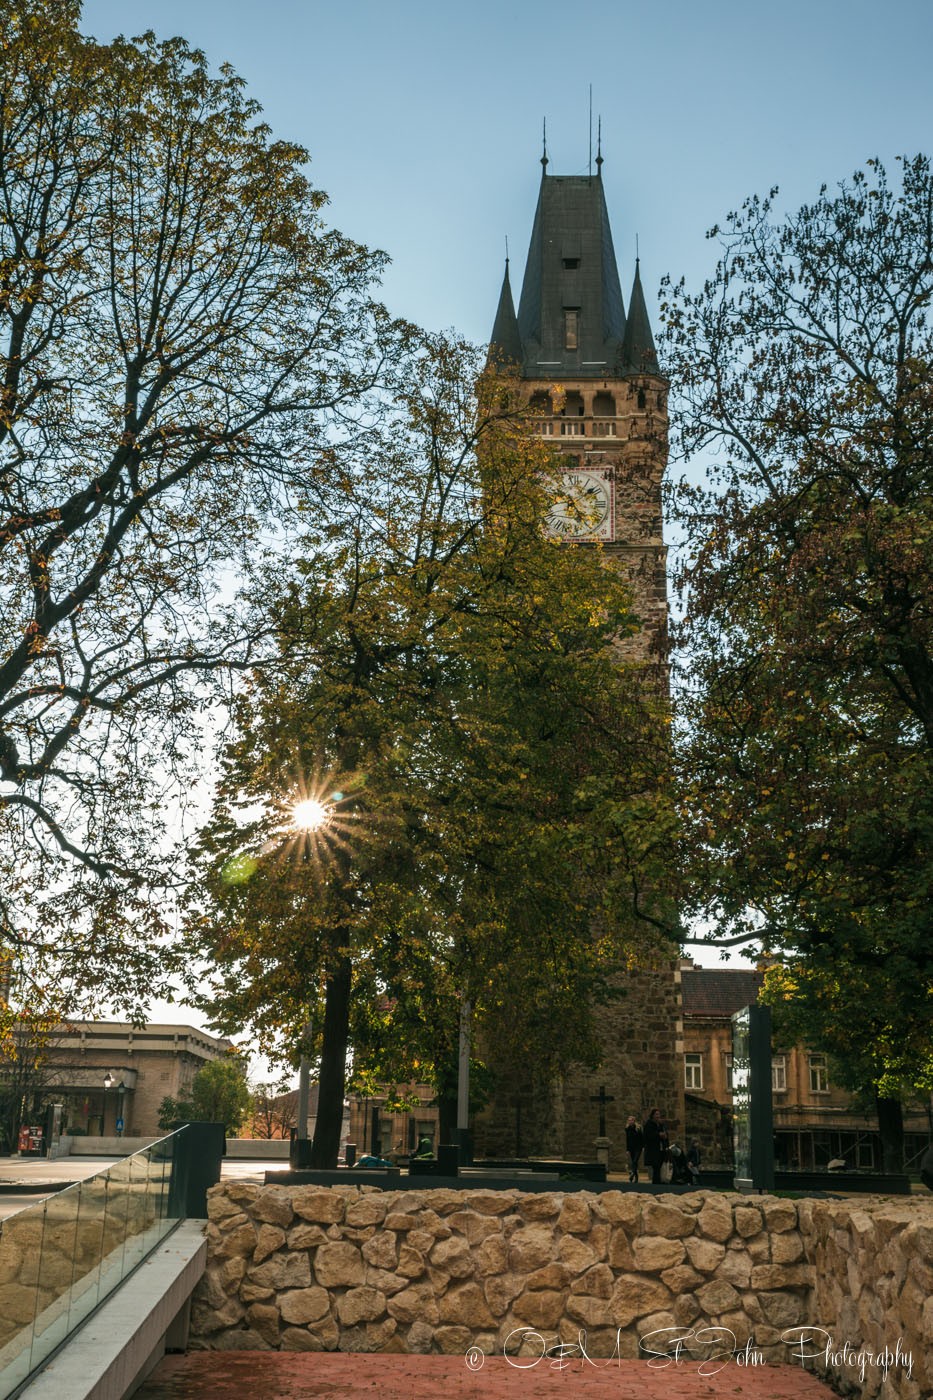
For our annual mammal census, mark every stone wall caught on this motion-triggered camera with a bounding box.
[191,1184,931,1398]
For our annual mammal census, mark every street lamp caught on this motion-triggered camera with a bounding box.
[103,1071,113,1136]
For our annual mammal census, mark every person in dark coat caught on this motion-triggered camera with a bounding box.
[687,1139,702,1185]
[625,1115,643,1183]
[642,1107,668,1184]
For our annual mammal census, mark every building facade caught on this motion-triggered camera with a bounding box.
[37,1021,235,1138]
[681,966,933,1171]
[473,154,683,1169]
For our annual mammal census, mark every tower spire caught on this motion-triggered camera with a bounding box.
[541,118,548,174]
[596,117,603,175]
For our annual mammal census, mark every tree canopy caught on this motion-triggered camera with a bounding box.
[0,1,395,1019]
[662,156,933,1163]
[157,1055,251,1134]
[184,338,676,1165]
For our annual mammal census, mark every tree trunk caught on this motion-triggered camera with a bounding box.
[310,950,352,1168]
[875,1093,904,1174]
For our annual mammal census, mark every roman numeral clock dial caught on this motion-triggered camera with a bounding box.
[545,466,614,541]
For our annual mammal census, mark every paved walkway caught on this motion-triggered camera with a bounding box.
[137,1353,837,1399]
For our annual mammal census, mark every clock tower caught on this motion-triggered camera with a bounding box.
[477,152,684,1168]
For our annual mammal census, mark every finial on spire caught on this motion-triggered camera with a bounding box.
[589,85,593,177]
[505,234,509,269]
[596,117,603,175]
[541,118,548,172]
[635,231,640,263]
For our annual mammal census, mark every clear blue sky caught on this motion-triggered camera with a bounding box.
[81,0,933,345]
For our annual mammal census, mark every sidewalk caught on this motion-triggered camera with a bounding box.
[137,1353,839,1399]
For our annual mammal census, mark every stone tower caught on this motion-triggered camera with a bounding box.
[476,157,684,1169]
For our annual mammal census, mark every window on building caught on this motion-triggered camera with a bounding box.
[772,1055,787,1092]
[724,1052,733,1092]
[809,1054,829,1093]
[564,309,579,350]
[562,257,580,270]
[637,388,646,409]
[684,1052,703,1090]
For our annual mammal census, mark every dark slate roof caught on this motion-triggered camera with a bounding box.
[488,260,523,367]
[681,969,764,1018]
[620,259,659,375]
[513,174,627,378]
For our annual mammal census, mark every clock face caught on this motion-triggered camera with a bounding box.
[545,467,613,540]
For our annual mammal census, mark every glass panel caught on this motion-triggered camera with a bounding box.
[27,1186,81,1372]
[0,1202,45,1397]
[0,1132,187,1400]
[66,1172,109,1336]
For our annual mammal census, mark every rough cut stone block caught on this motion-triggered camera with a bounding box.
[396,1244,426,1279]
[345,1196,387,1227]
[641,1201,695,1239]
[280,1326,324,1351]
[386,1284,439,1326]
[734,1206,763,1238]
[696,1201,733,1243]
[570,1263,613,1298]
[683,1236,726,1274]
[696,1278,742,1314]
[600,1193,642,1226]
[434,1324,473,1354]
[249,1251,311,1291]
[253,1224,286,1264]
[557,1234,598,1273]
[430,1236,473,1276]
[252,1188,295,1228]
[757,1289,805,1329]
[279,1286,331,1325]
[361,1231,398,1271]
[438,1281,495,1327]
[631,1236,686,1271]
[608,1274,672,1328]
[770,1231,804,1264]
[558,1196,592,1234]
[512,1288,566,1329]
[474,1235,509,1277]
[749,1263,814,1290]
[483,1271,525,1317]
[336,1286,387,1325]
[508,1226,555,1273]
[526,1262,570,1290]
[293,1188,345,1224]
[246,1302,281,1344]
[759,1197,797,1232]
[287,1223,327,1251]
[314,1241,364,1288]
[518,1193,560,1220]
[566,1293,613,1328]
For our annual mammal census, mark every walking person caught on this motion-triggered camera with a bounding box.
[687,1138,702,1185]
[643,1107,668,1185]
[625,1115,643,1183]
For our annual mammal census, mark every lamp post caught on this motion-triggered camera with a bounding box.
[103,1070,113,1136]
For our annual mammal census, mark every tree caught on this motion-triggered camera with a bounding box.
[157,1056,250,1134]
[245,1083,296,1140]
[0,1,395,1022]
[184,337,676,1165]
[662,156,933,1168]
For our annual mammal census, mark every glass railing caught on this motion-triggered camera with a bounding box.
[0,1129,184,1399]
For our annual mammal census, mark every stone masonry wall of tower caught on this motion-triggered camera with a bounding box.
[474,167,684,1170]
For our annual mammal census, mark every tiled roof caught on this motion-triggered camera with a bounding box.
[681,968,764,1018]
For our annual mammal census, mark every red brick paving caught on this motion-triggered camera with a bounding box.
[137,1353,838,1399]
